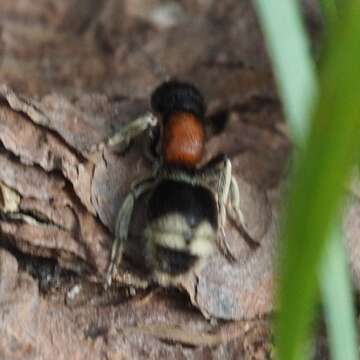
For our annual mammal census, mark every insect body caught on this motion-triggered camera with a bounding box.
[144,178,218,284]
[102,80,257,287]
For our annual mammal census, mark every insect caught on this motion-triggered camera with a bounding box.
[100,80,258,287]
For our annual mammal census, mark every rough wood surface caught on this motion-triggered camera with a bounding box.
[0,1,335,359]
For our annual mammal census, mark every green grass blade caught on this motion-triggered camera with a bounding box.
[253,1,360,360]
[252,0,317,142]
[318,3,358,360]
[319,0,338,28]
[280,6,360,359]
[321,225,358,360]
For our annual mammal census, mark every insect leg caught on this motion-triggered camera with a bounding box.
[215,156,238,261]
[227,176,260,249]
[199,155,237,261]
[105,177,156,288]
[91,112,158,152]
[200,154,259,260]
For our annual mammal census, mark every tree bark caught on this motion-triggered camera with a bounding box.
[0,0,325,358]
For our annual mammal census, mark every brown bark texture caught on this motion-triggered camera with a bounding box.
[0,0,348,359]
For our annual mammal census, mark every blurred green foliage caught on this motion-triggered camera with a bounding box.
[253,1,360,359]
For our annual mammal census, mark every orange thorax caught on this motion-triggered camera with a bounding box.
[163,112,205,168]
